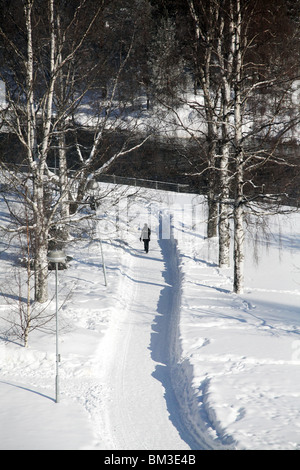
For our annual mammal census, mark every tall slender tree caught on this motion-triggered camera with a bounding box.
[0,0,152,302]
[151,0,300,291]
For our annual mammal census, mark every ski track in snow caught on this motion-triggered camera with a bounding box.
[95,218,193,449]
[0,204,236,450]
[91,213,233,450]
[2,189,300,449]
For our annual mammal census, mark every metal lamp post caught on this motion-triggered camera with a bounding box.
[48,250,66,404]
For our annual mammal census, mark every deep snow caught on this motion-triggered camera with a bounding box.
[1,184,300,450]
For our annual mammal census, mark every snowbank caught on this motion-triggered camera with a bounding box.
[1,186,300,450]
[171,195,300,450]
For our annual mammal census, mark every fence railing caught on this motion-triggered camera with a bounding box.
[95,173,191,193]
[1,163,194,194]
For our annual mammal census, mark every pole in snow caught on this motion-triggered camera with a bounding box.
[48,250,66,403]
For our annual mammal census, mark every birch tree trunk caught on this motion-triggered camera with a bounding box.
[216,3,235,268]
[187,0,220,239]
[218,141,231,267]
[34,188,49,303]
[207,133,219,238]
[218,87,231,268]
[26,0,56,303]
[233,0,244,294]
[56,12,70,243]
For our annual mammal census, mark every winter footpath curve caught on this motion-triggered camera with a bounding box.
[96,218,194,449]
[1,187,300,449]
[94,205,234,450]
[0,187,226,450]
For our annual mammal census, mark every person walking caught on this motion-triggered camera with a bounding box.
[140,223,151,253]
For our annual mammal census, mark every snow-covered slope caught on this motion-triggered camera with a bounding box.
[0,185,300,450]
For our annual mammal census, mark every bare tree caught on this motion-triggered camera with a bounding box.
[151,0,300,292]
[0,0,151,302]
[228,0,300,293]
[187,0,221,240]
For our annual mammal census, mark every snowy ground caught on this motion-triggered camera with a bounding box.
[1,185,300,450]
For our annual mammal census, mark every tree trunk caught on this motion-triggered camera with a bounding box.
[33,177,49,303]
[233,194,244,294]
[33,0,55,302]
[233,0,245,294]
[217,5,235,268]
[218,143,231,268]
[187,0,220,239]
[206,125,219,238]
[58,132,70,242]
[24,1,49,303]
[207,189,218,238]
[218,118,231,267]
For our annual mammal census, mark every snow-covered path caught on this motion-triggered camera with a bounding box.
[98,225,193,449]
[3,188,300,450]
